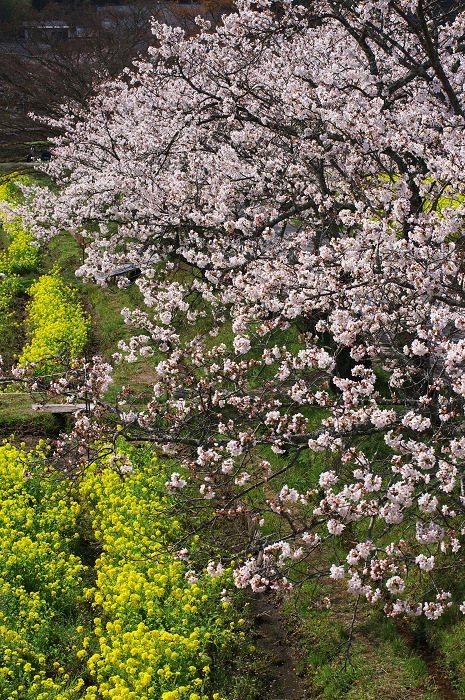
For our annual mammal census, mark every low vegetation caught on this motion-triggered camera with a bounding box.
[0,440,257,700]
[2,135,465,699]
[19,272,90,370]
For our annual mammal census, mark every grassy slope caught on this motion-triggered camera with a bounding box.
[44,234,165,400]
[1,225,465,699]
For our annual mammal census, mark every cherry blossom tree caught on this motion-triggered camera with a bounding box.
[7,0,465,623]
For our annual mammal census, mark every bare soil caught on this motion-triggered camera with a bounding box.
[249,592,308,699]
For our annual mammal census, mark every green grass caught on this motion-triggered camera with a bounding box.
[3,212,464,700]
[431,617,465,696]
[284,587,443,700]
[0,289,27,369]
[43,233,164,401]
[0,393,64,435]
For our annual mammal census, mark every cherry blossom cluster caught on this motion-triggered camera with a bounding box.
[7,0,465,620]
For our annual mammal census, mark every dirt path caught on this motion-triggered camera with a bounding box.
[396,621,460,700]
[249,592,308,699]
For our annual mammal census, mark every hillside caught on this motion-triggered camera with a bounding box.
[0,166,464,700]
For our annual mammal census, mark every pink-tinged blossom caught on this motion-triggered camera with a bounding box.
[346,549,360,566]
[415,554,435,571]
[185,570,199,585]
[355,541,374,559]
[370,409,396,429]
[418,493,438,514]
[302,532,321,545]
[347,572,371,596]
[423,602,447,620]
[279,485,299,502]
[206,561,224,578]
[235,472,251,486]
[11,0,465,619]
[220,589,231,603]
[308,432,332,452]
[416,521,444,544]
[437,460,458,493]
[330,564,345,579]
[265,410,280,425]
[271,442,286,454]
[379,503,404,525]
[402,412,431,432]
[200,484,216,500]
[318,470,339,488]
[221,458,235,474]
[363,473,382,492]
[386,576,405,594]
[410,340,429,356]
[233,335,251,354]
[166,472,187,491]
[366,588,382,605]
[174,549,189,562]
[327,519,345,536]
[226,440,243,457]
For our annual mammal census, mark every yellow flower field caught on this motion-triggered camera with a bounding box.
[0,442,242,700]
[20,273,90,368]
